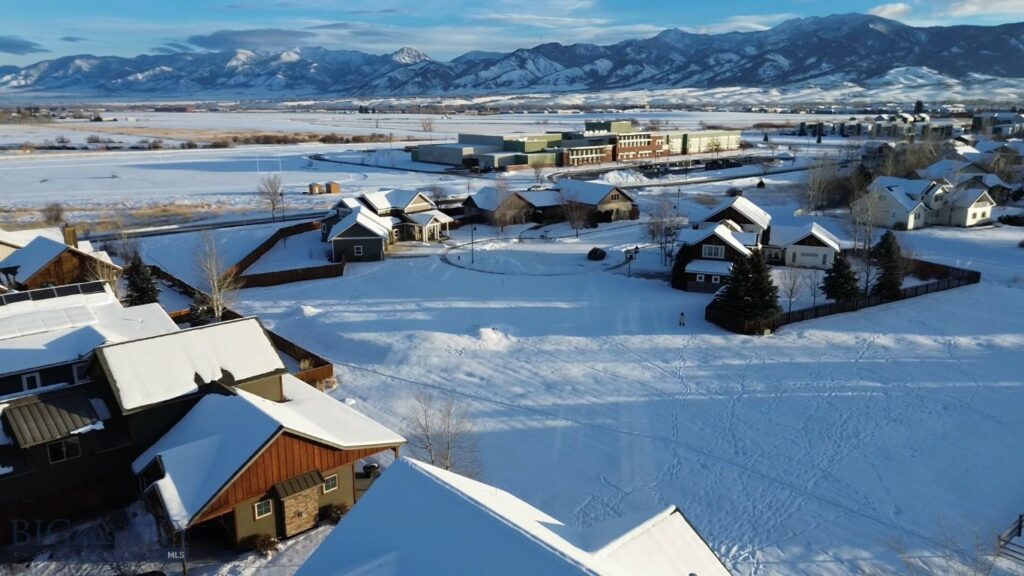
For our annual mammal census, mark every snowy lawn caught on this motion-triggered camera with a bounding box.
[246,231,330,274]
[230,237,1024,575]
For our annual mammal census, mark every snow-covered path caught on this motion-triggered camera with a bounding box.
[234,250,1024,575]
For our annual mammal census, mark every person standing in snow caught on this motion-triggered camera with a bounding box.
[678,311,686,326]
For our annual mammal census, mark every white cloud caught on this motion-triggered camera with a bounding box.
[682,13,798,35]
[944,0,1024,16]
[471,14,609,29]
[869,3,913,19]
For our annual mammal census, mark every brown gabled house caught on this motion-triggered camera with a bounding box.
[0,236,121,291]
[674,224,754,292]
[132,374,404,545]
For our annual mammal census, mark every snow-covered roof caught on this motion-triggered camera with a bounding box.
[769,222,841,252]
[703,196,772,230]
[465,186,513,212]
[327,205,392,241]
[949,188,992,208]
[98,317,285,413]
[915,159,980,182]
[0,236,121,285]
[132,374,405,531]
[407,210,454,226]
[518,190,563,208]
[685,260,734,275]
[359,190,432,213]
[0,236,70,283]
[296,457,729,576]
[677,224,753,257]
[869,177,933,212]
[0,225,64,249]
[0,284,178,382]
[553,179,629,205]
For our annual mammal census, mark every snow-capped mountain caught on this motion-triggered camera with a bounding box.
[2,14,1022,100]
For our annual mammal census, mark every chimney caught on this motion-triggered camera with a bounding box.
[62,225,78,249]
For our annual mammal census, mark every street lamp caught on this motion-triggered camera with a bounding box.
[470,225,477,264]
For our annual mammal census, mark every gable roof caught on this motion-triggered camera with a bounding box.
[768,222,841,252]
[132,374,405,531]
[553,179,632,205]
[464,186,516,212]
[296,457,730,576]
[677,224,753,257]
[359,190,434,213]
[407,210,454,226]
[2,389,107,448]
[517,190,563,209]
[327,205,392,241]
[869,177,934,212]
[916,159,984,182]
[949,188,993,209]
[0,236,120,286]
[97,317,285,413]
[702,196,772,230]
[0,225,64,250]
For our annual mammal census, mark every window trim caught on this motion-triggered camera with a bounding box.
[701,244,726,259]
[254,499,273,520]
[73,362,92,385]
[712,275,721,284]
[353,245,364,257]
[695,274,705,283]
[21,372,42,391]
[323,474,339,494]
[47,437,82,464]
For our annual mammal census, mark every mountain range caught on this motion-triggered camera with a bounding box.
[2,14,1023,100]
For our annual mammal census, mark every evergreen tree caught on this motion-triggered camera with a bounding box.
[717,255,752,319]
[745,250,781,320]
[187,293,213,326]
[125,254,159,306]
[914,100,924,114]
[821,252,860,303]
[671,251,688,290]
[871,231,904,299]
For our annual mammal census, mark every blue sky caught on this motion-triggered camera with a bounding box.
[1,0,1022,66]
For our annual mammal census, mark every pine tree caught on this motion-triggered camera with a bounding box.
[871,231,905,299]
[671,251,688,290]
[821,252,860,303]
[718,255,752,318]
[125,254,159,306]
[745,250,781,320]
[188,293,213,326]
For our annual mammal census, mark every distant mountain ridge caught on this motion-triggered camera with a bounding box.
[2,14,1023,99]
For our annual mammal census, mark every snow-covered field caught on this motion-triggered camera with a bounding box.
[223,217,1023,575]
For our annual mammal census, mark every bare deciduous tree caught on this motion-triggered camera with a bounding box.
[425,184,445,206]
[777,268,805,312]
[86,259,124,300]
[421,117,434,133]
[646,199,683,265]
[194,231,242,320]
[531,159,545,183]
[806,157,838,211]
[258,174,284,221]
[406,392,480,478]
[489,176,520,234]
[800,270,822,307]
[561,194,592,238]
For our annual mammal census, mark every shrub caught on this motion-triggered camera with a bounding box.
[726,187,743,197]
[998,214,1024,227]
[587,247,606,261]
[321,503,350,524]
[181,140,198,149]
[238,533,279,557]
[40,202,64,224]
[756,179,766,189]
[208,139,233,148]
[1018,239,1024,248]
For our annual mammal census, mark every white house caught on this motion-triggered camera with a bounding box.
[765,222,842,269]
[853,176,994,230]
[295,457,731,576]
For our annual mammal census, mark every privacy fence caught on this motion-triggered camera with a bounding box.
[225,219,346,288]
[706,254,981,336]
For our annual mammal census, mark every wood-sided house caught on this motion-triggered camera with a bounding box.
[675,224,753,292]
[0,236,121,291]
[323,201,394,263]
[696,196,772,244]
[550,180,638,222]
[133,374,404,545]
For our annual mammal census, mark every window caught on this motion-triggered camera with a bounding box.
[21,372,41,391]
[323,474,339,493]
[48,438,81,464]
[701,245,725,259]
[712,276,721,284]
[972,212,978,219]
[254,499,273,520]
[353,245,364,257]
[73,362,92,384]
[695,274,705,282]
[609,193,620,201]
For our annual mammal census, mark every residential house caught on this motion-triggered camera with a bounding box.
[765,223,841,269]
[462,186,532,225]
[295,457,730,576]
[675,224,753,292]
[324,203,393,263]
[0,236,121,291]
[133,374,404,545]
[696,196,772,244]
[358,190,451,242]
[0,225,65,261]
[853,176,993,230]
[917,158,1014,204]
[971,112,1024,138]
[0,301,289,544]
[550,180,638,222]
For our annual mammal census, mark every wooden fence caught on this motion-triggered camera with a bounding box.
[237,262,345,288]
[998,514,1024,565]
[706,258,981,336]
[225,220,323,278]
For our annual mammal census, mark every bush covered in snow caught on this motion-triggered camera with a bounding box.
[321,503,350,524]
[238,533,280,557]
